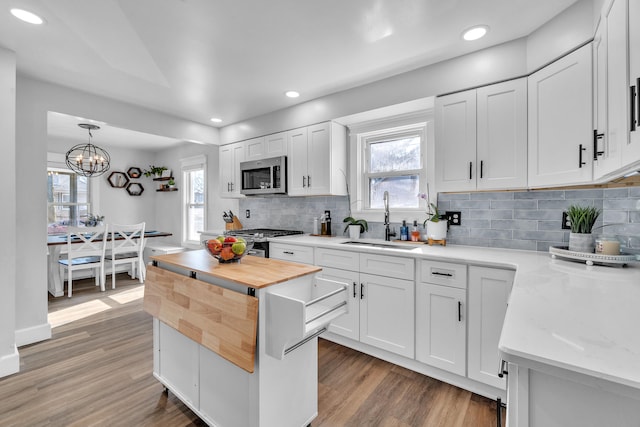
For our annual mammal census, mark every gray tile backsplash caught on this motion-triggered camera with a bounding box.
[239,186,640,252]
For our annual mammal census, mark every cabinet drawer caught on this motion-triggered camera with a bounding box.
[315,247,359,271]
[419,260,467,289]
[359,253,414,281]
[269,243,314,265]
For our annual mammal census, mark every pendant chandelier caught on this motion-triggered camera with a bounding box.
[65,123,111,177]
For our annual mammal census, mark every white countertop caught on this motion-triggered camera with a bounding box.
[270,234,640,393]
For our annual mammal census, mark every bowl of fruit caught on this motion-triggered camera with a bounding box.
[203,236,254,263]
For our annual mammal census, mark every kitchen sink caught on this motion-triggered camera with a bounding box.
[340,241,413,250]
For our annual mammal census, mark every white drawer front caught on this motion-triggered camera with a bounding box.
[419,260,467,288]
[269,243,314,265]
[315,247,359,271]
[359,253,414,281]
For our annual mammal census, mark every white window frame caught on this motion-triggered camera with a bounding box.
[181,155,207,248]
[348,111,434,223]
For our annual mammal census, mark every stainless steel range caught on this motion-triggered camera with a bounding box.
[225,228,304,257]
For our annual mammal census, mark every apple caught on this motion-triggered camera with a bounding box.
[216,235,225,243]
[231,242,246,255]
[224,236,237,243]
[207,240,222,254]
[220,246,235,261]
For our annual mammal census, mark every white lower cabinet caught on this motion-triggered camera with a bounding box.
[468,266,515,389]
[315,248,415,358]
[269,242,314,264]
[416,260,467,376]
[415,282,466,376]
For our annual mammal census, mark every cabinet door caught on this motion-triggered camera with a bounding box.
[476,78,528,190]
[593,18,609,178]
[435,89,477,192]
[307,122,332,195]
[625,0,640,160]
[467,266,514,389]
[287,127,308,196]
[219,144,234,195]
[269,242,314,265]
[264,131,288,157]
[359,273,414,358]
[231,142,245,197]
[158,322,200,408]
[244,136,265,161]
[317,267,360,341]
[528,44,593,187]
[415,283,466,376]
[596,0,629,178]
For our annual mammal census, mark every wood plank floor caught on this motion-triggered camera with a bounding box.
[0,275,503,426]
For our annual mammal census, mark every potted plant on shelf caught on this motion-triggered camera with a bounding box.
[167,177,176,189]
[343,216,368,239]
[566,204,601,253]
[418,190,447,240]
[143,165,167,178]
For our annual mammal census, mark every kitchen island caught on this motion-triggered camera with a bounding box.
[143,250,348,427]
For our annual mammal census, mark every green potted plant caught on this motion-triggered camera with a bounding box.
[566,204,601,253]
[419,191,447,240]
[143,165,167,177]
[167,177,176,188]
[343,216,368,239]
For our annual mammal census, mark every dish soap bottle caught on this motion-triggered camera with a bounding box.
[400,220,409,241]
[324,210,332,236]
[411,220,421,242]
[320,213,327,235]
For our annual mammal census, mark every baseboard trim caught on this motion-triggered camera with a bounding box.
[15,322,52,347]
[0,345,20,378]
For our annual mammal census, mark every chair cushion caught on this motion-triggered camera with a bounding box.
[59,256,102,266]
[111,252,139,260]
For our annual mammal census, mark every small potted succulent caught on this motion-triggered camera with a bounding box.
[566,204,601,253]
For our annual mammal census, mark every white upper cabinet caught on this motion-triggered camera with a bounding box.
[593,0,629,179]
[528,44,593,187]
[244,132,287,162]
[623,0,640,164]
[287,122,347,196]
[219,141,245,198]
[435,90,477,192]
[435,78,527,192]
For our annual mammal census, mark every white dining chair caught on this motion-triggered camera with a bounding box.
[58,225,108,298]
[107,222,146,289]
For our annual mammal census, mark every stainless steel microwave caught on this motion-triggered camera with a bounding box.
[240,156,287,195]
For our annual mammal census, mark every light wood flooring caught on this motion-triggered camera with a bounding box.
[0,275,503,426]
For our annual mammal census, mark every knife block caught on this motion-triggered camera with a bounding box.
[225,217,243,231]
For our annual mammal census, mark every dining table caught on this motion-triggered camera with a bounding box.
[47,230,172,297]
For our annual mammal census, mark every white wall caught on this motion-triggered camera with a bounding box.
[13,75,220,357]
[0,47,18,377]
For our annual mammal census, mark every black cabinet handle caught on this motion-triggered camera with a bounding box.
[469,161,473,179]
[458,301,462,322]
[498,359,509,378]
[302,176,306,188]
[480,160,484,179]
[593,130,605,160]
[637,78,640,130]
[283,251,294,255]
[227,182,231,192]
[578,144,586,168]
[353,282,357,298]
[496,397,502,427]
[631,85,637,132]
[360,283,364,299]
[432,271,453,277]
[307,175,311,187]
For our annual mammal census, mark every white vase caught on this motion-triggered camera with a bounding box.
[348,225,361,240]
[426,220,448,240]
[569,232,594,253]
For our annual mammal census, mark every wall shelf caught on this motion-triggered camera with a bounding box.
[107,171,129,188]
[157,188,178,192]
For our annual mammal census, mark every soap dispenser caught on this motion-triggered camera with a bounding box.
[411,220,421,242]
[400,220,409,241]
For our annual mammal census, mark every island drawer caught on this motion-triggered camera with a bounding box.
[315,247,359,271]
[269,243,314,265]
[419,259,467,289]
[266,276,349,359]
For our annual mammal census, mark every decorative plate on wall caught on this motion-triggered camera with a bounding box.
[126,182,144,196]
[107,171,129,188]
[127,167,142,179]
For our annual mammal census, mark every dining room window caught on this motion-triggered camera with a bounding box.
[181,155,207,246]
[47,168,91,235]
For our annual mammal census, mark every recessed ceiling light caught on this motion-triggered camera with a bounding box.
[463,25,489,41]
[10,8,44,25]
[210,118,222,123]
[285,91,300,98]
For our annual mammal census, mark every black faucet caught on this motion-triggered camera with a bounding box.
[383,191,396,241]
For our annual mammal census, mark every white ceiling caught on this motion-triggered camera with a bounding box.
[2,0,579,146]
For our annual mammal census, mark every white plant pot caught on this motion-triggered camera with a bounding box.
[348,225,361,240]
[426,221,448,240]
[569,232,594,253]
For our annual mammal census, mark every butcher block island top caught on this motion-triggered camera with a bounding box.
[150,249,321,288]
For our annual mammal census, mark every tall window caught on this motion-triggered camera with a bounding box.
[47,169,90,234]
[358,122,426,211]
[182,155,206,245]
